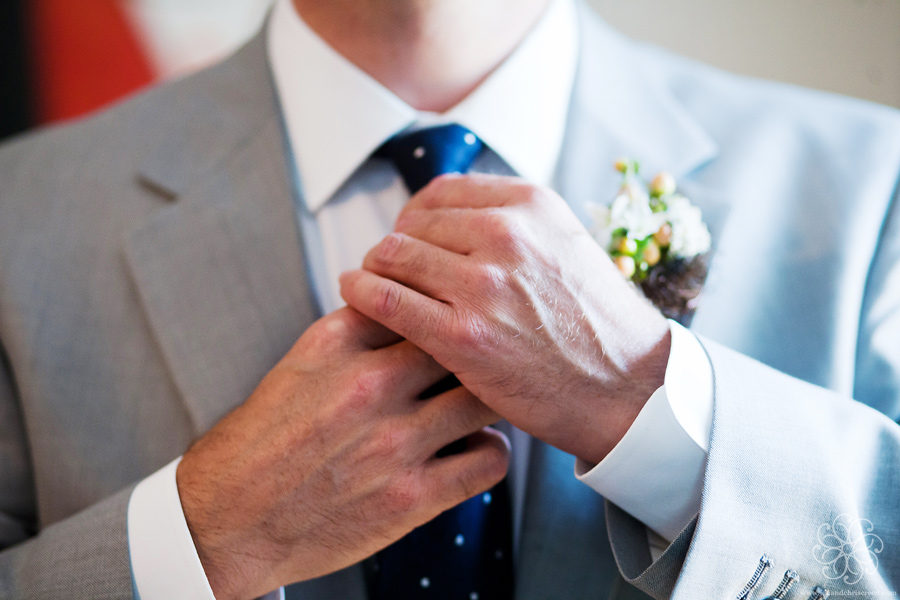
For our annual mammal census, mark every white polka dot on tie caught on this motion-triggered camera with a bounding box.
[420,577,431,588]
[470,593,480,600]
[454,534,465,546]
[495,549,503,559]
[482,492,492,505]
[413,146,426,159]
[464,133,477,145]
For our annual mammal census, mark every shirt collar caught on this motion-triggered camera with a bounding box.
[267,0,578,213]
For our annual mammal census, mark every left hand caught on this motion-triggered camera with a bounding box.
[340,174,670,464]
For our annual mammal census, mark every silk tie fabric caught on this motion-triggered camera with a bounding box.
[366,124,515,600]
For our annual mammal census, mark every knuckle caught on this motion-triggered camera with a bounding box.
[523,183,545,203]
[511,181,547,207]
[297,322,333,357]
[385,474,423,514]
[389,425,415,455]
[295,309,361,357]
[483,211,524,255]
[448,314,496,352]
[344,364,392,410]
[418,174,453,207]
[459,450,508,500]
[373,282,402,319]
[371,424,403,460]
[331,370,383,420]
[366,279,401,319]
[470,264,508,296]
[372,233,403,266]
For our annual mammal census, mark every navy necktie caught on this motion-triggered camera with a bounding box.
[366,124,514,600]
[376,123,483,194]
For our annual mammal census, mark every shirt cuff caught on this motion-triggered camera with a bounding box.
[128,457,218,600]
[574,320,713,543]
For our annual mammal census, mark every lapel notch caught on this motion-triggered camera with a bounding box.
[124,115,318,434]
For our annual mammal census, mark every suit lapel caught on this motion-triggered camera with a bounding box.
[123,34,319,435]
[124,114,318,434]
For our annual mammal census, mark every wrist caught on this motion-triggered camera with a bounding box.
[583,321,671,464]
[176,453,261,600]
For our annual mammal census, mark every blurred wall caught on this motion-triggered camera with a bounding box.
[123,0,271,80]
[4,0,899,142]
[588,0,900,110]
[142,0,900,110]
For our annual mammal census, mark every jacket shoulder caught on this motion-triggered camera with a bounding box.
[629,32,900,152]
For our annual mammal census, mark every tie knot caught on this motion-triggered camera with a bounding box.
[377,123,483,194]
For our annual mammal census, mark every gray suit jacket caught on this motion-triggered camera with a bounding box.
[1,5,900,599]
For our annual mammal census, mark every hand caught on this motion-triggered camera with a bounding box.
[340,174,670,465]
[176,307,509,600]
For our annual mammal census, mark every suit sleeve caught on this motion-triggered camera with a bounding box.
[0,345,136,598]
[607,181,900,599]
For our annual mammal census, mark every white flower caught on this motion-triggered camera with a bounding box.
[587,167,710,267]
[587,183,665,251]
[665,195,711,258]
[612,184,665,240]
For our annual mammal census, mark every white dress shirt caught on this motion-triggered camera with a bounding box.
[128,0,715,597]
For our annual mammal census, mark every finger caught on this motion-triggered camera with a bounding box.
[396,205,534,265]
[393,207,480,254]
[412,387,502,456]
[370,340,450,399]
[423,428,510,510]
[363,233,466,301]
[408,173,525,211]
[339,269,452,355]
[323,306,405,350]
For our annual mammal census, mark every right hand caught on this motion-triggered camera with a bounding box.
[176,307,510,600]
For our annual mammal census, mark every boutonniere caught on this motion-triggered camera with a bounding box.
[588,159,711,325]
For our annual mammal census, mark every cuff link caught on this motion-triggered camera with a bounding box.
[808,586,830,600]
[737,555,774,600]
[762,570,798,600]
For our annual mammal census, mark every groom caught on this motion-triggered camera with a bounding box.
[1,0,900,598]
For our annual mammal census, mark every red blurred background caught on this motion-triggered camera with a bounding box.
[3,0,154,140]
[1,0,268,141]
[30,0,156,124]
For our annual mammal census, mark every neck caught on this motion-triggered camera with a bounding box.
[291,0,552,113]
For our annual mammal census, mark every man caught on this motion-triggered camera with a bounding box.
[1,0,899,598]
